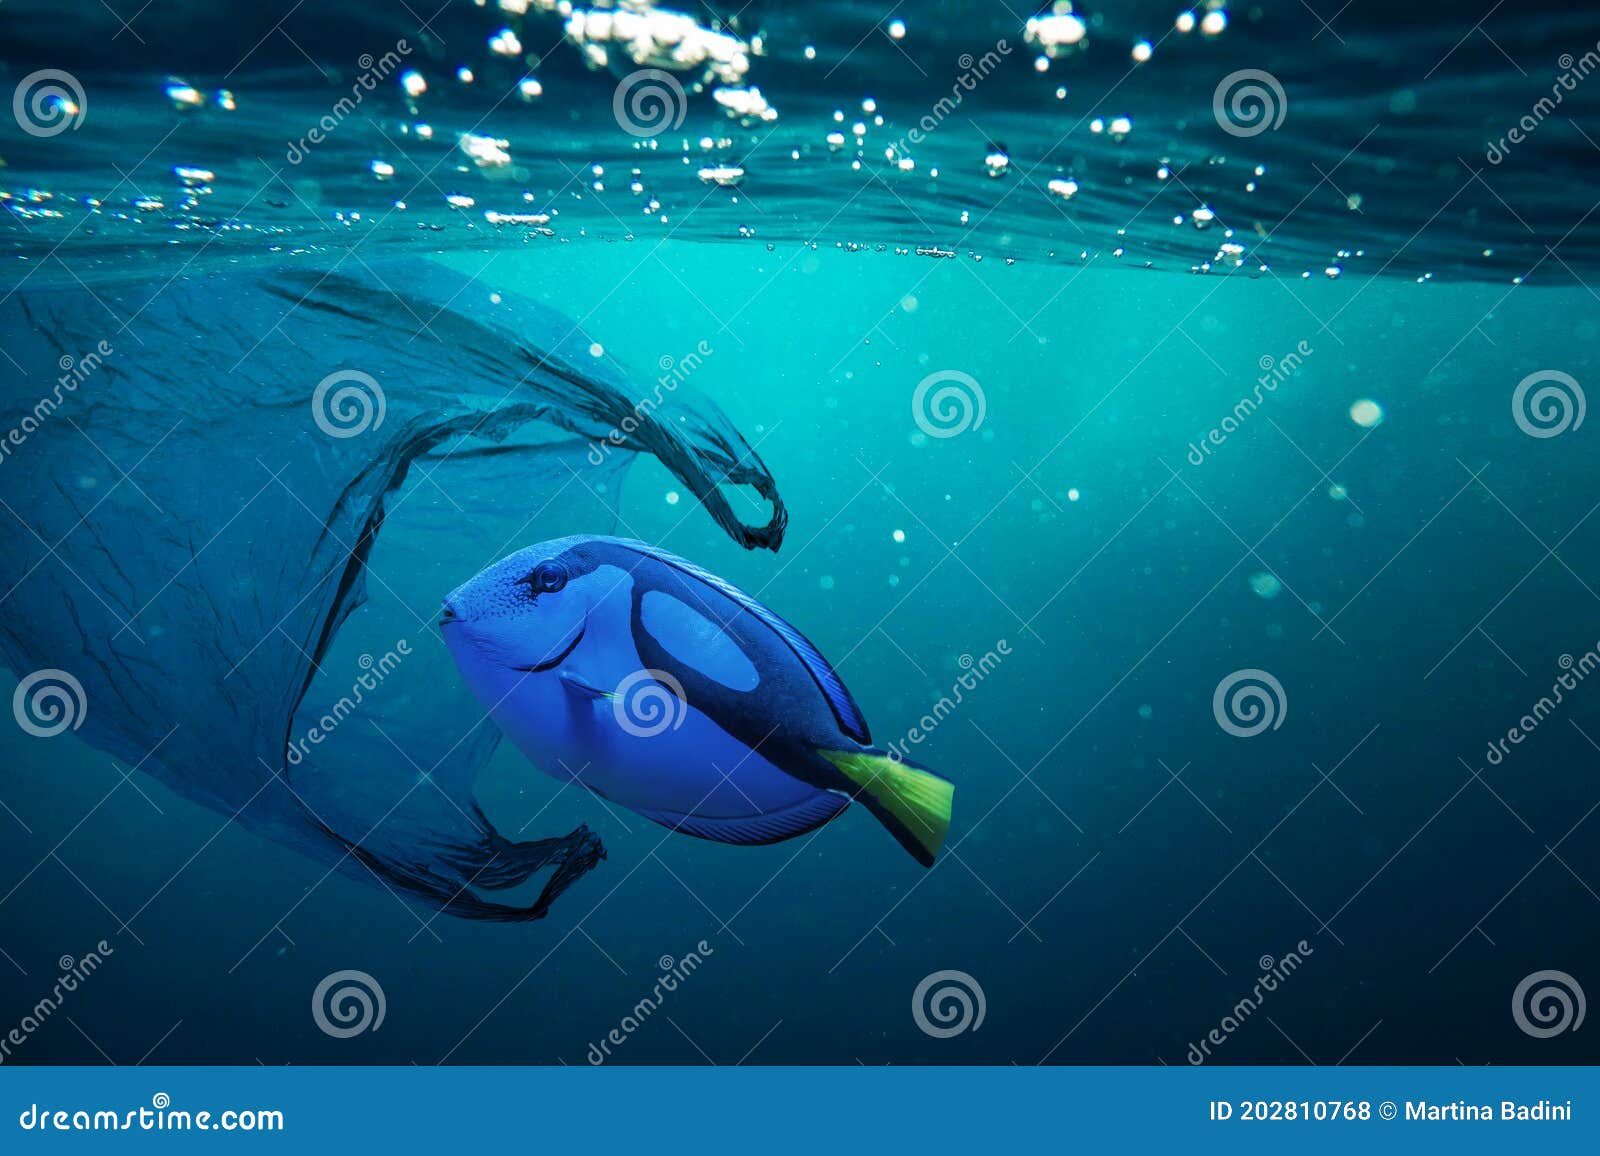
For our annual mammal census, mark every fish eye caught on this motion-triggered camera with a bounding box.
[521,560,568,595]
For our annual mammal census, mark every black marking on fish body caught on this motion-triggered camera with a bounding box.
[604,538,871,744]
[563,540,871,789]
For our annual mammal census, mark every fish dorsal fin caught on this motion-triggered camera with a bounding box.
[613,540,871,744]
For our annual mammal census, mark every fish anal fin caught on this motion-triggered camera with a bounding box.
[636,790,848,846]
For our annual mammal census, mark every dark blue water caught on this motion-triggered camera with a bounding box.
[1,0,1597,1066]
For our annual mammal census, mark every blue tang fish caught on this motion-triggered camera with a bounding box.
[440,535,953,866]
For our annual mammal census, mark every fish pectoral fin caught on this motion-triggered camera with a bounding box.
[559,669,614,700]
[819,749,954,868]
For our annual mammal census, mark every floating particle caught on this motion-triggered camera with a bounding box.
[697,164,745,186]
[1328,483,1348,501]
[588,342,605,358]
[1349,398,1384,428]
[1138,704,1153,720]
[984,147,1011,178]
[519,78,543,101]
[457,67,475,84]
[1067,487,1081,502]
[1249,571,1283,599]
[369,159,395,180]
[1201,9,1228,35]
[888,18,907,39]
[1108,116,1132,140]
[1176,11,1197,32]
[820,575,835,591]
[1192,205,1216,228]
[1047,177,1079,200]
[1025,9,1088,56]
[892,528,906,543]
[489,29,522,56]
[402,71,426,98]
[665,491,681,506]
[166,81,204,109]
[215,89,237,111]
[1132,40,1153,62]
[804,45,817,60]
[460,133,512,169]
[445,193,475,209]
[714,86,778,124]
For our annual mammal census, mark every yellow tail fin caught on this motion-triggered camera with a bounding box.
[820,749,953,866]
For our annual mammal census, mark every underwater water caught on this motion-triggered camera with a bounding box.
[1,0,1598,1068]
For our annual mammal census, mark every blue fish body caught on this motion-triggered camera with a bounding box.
[441,535,953,865]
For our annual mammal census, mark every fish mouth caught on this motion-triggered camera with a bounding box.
[512,620,586,674]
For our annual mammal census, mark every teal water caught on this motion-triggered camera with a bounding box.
[2,0,1598,1066]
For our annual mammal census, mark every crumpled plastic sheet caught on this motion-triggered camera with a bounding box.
[0,258,786,920]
